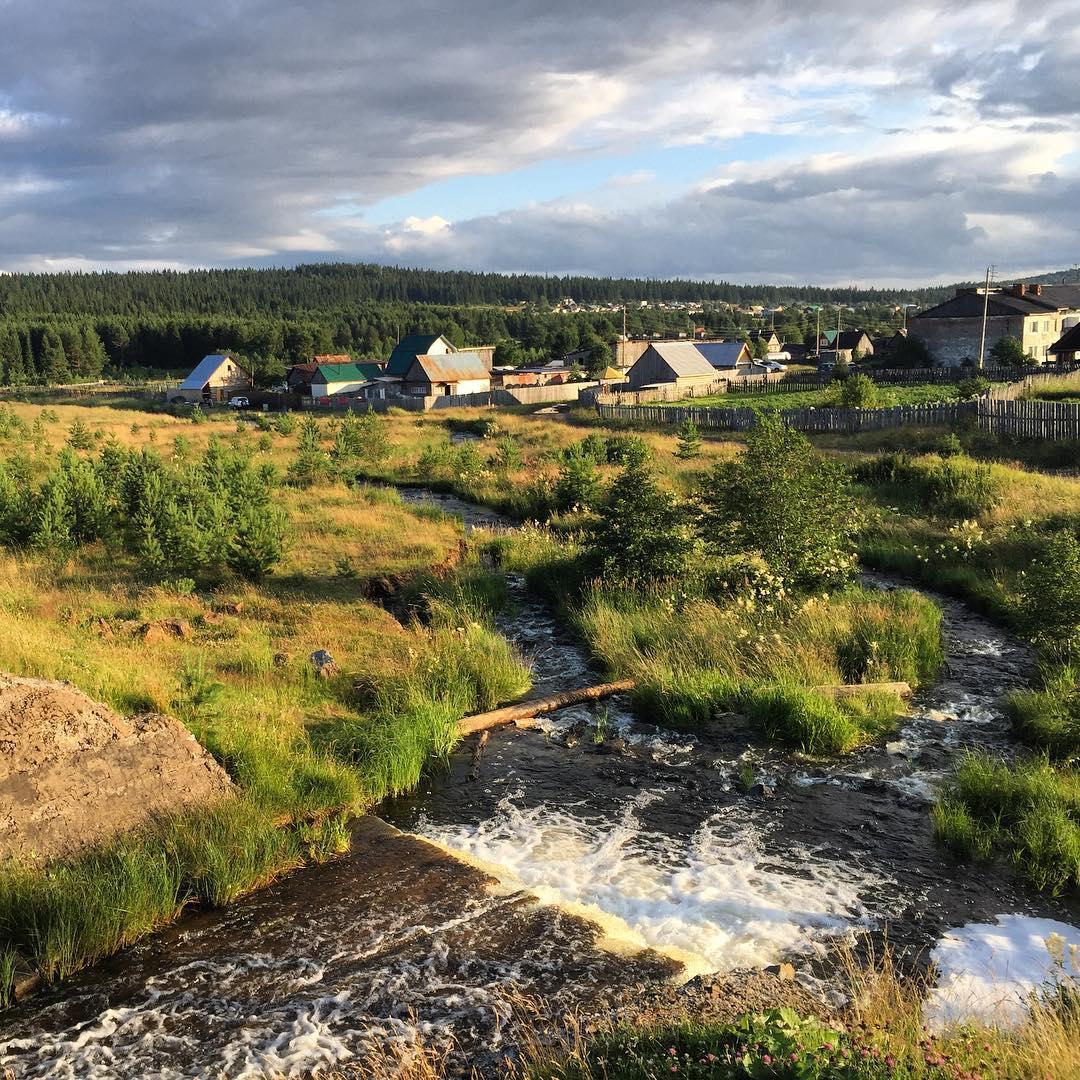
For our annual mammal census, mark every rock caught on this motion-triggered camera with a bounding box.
[594,736,629,756]
[137,618,191,644]
[273,652,288,668]
[0,673,233,865]
[311,649,339,679]
[926,708,954,723]
[764,962,796,981]
[89,615,114,640]
[201,611,224,626]
[750,782,775,798]
[216,601,244,616]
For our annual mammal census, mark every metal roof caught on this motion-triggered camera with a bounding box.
[1048,323,1080,355]
[179,354,247,391]
[312,362,384,384]
[646,342,717,377]
[386,334,452,377]
[404,352,491,383]
[696,342,749,369]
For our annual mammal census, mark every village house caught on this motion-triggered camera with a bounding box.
[401,352,491,397]
[818,330,874,362]
[624,342,724,391]
[176,354,251,402]
[286,363,320,394]
[309,361,384,399]
[696,341,752,373]
[744,329,782,353]
[385,334,457,378]
[911,283,1080,366]
[1047,322,1080,363]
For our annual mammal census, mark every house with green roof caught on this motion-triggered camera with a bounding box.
[386,334,456,378]
[310,362,384,398]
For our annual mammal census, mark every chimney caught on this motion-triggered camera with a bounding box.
[1031,283,1043,296]
[1011,283,1027,298]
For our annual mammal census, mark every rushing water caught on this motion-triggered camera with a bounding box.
[3,490,1078,1078]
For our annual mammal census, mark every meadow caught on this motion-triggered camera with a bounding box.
[657,381,987,411]
[1,392,1078,1029]
[0,399,531,991]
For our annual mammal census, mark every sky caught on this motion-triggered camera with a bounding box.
[1,0,1078,286]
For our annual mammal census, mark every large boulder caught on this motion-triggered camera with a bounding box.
[0,674,233,865]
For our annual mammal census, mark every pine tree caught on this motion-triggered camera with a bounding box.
[676,417,702,459]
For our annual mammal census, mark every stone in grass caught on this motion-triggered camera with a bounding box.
[311,649,339,679]
[137,618,192,644]
[764,962,797,981]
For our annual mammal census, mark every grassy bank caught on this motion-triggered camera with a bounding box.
[0,400,532,994]
[526,954,1080,1080]
[490,527,942,755]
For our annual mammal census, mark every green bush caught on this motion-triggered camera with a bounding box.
[701,412,859,591]
[1017,532,1080,660]
[836,373,878,408]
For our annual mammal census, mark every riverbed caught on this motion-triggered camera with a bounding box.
[1,491,1078,1078]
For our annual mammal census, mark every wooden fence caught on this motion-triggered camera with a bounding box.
[984,367,1080,402]
[595,397,1080,440]
[977,399,1080,440]
[596,400,978,434]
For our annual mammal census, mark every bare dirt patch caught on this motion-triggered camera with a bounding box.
[0,673,233,864]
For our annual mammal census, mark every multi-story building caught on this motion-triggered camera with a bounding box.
[911,283,1080,366]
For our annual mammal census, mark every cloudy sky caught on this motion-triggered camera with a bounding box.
[2,0,1078,285]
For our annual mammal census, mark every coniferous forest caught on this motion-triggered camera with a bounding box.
[0,262,955,385]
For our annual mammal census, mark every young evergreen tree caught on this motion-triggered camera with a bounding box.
[676,417,702,459]
[584,456,694,586]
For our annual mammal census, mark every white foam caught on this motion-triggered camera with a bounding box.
[925,915,1080,1027]
[416,791,881,980]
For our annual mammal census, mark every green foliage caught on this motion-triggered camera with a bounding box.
[1018,531,1080,660]
[853,452,1003,520]
[584,457,695,586]
[701,413,859,591]
[605,433,649,466]
[493,435,523,471]
[530,1008,886,1080]
[836,373,878,408]
[189,404,206,424]
[989,334,1030,366]
[1006,666,1080,763]
[66,418,96,451]
[554,450,601,512]
[934,431,963,457]
[331,409,389,464]
[274,412,296,436]
[676,417,702,459]
[955,376,990,400]
[934,752,1079,895]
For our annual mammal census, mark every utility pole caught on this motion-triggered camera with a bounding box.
[977,265,994,371]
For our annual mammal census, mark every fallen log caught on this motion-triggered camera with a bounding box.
[814,681,912,700]
[457,679,636,736]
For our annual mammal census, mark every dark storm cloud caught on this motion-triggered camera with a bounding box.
[0,0,1077,280]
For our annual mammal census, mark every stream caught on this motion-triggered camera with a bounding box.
[2,489,1078,1078]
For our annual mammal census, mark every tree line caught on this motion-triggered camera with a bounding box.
[0,262,953,319]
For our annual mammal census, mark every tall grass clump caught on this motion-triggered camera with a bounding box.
[1006,664,1080,763]
[934,752,1080,895]
[573,582,941,752]
[0,797,300,983]
[854,451,1004,520]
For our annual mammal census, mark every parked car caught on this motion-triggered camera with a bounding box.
[760,360,787,373]
[227,396,251,409]
[269,383,289,394]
